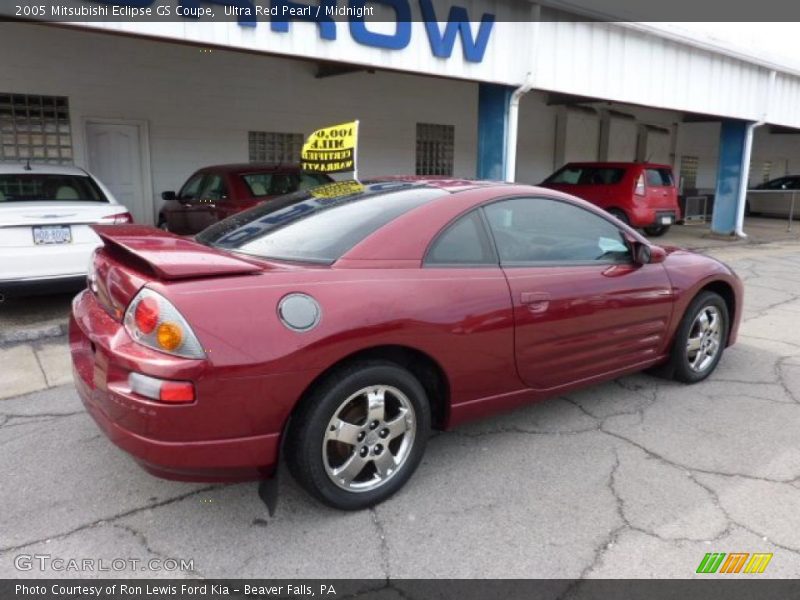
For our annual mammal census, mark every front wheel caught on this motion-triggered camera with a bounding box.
[669,291,729,383]
[643,225,670,237]
[286,361,431,510]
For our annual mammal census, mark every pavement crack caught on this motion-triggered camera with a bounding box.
[446,424,599,438]
[111,522,206,577]
[369,506,391,579]
[776,356,800,404]
[600,426,800,485]
[0,485,223,555]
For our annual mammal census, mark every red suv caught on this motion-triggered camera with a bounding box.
[158,164,332,235]
[541,162,681,236]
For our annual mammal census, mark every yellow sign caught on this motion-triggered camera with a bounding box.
[309,181,364,199]
[301,121,359,175]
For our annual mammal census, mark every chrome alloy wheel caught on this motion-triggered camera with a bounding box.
[322,385,416,493]
[686,305,722,373]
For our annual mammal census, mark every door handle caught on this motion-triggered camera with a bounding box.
[520,292,551,313]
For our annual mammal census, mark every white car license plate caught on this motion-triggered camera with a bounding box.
[33,225,72,245]
[660,216,673,225]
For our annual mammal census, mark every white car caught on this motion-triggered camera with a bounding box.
[0,163,132,298]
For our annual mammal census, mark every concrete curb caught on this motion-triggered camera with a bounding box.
[0,321,68,346]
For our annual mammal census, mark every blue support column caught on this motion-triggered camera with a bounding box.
[712,120,750,235]
[477,83,513,181]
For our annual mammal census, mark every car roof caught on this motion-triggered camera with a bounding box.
[367,175,499,192]
[0,163,90,176]
[196,163,308,175]
[562,161,673,169]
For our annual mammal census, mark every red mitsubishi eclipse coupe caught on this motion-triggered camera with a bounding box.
[70,179,743,510]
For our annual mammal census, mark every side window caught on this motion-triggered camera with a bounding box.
[270,172,295,196]
[179,174,205,200]
[545,167,582,184]
[579,168,625,185]
[242,173,273,197]
[297,172,329,191]
[425,211,496,266]
[483,197,631,265]
[646,168,672,187]
[200,174,228,201]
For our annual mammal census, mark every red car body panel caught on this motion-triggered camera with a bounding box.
[70,182,742,483]
[541,162,682,228]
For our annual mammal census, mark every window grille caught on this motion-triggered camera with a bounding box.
[416,123,454,176]
[678,155,698,191]
[0,93,72,164]
[248,131,303,164]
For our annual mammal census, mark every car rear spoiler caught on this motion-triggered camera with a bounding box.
[92,224,261,281]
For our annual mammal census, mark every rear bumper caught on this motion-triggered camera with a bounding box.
[70,289,289,482]
[75,369,280,482]
[0,239,99,281]
[628,206,680,228]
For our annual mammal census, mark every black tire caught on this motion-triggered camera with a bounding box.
[157,218,169,232]
[643,225,670,237]
[669,291,729,384]
[285,361,431,510]
[607,208,630,226]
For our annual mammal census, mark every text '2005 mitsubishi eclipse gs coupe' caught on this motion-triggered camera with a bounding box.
[70,179,743,510]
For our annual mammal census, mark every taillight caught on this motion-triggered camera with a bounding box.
[129,372,195,404]
[124,289,205,359]
[134,296,159,334]
[634,174,646,196]
[86,248,99,293]
[101,212,133,224]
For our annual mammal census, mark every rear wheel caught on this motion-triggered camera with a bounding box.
[643,225,670,237]
[669,291,729,383]
[157,218,169,232]
[286,361,430,510]
[607,208,630,226]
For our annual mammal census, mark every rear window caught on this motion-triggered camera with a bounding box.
[197,181,445,264]
[645,168,674,187]
[544,166,625,185]
[0,174,106,203]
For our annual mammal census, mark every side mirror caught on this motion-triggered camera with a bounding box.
[161,191,177,201]
[634,244,651,265]
[633,242,666,265]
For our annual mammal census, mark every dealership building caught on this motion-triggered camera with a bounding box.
[3,2,800,235]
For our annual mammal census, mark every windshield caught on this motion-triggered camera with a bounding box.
[197,181,446,264]
[0,174,107,203]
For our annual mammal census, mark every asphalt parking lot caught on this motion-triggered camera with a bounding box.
[2,232,800,580]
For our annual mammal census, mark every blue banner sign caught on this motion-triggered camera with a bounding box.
[95,0,495,62]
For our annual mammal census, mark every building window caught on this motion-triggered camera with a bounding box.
[416,123,454,176]
[0,94,72,164]
[761,161,772,184]
[248,131,303,164]
[678,155,698,191]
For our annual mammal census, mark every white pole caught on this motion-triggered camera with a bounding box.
[504,4,539,182]
[735,70,775,238]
